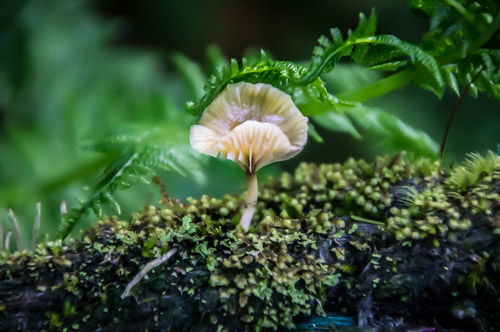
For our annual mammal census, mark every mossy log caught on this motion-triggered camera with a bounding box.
[1,153,500,331]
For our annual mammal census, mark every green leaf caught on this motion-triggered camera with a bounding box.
[441,65,461,96]
[295,8,445,98]
[352,34,444,97]
[296,9,377,85]
[307,123,324,143]
[291,78,356,117]
[410,0,500,99]
[347,105,439,157]
[59,150,139,238]
[313,112,361,139]
[321,64,382,93]
[352,9,377,37]
[448,50,500,100]
[171,53,207,101]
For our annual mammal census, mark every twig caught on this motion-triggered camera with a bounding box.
[5,231,12,251]
[32,202,41,250]
[121,247,178,299]
[0,224,3,250]
[439,66,484,158]
[7,209,24,251]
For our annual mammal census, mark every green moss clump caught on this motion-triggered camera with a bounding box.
[1,152,500,331]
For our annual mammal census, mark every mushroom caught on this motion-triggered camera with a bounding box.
[190,82,308,230]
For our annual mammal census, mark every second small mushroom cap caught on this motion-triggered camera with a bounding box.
[190,82,308,173]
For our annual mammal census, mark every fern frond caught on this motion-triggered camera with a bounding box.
[296,10,377,85]
[442,50,500,100]
[353,34,444,95]
[59,150,139,238]
[184,51,357,133]
[296,9,444,96]
[413,0,500,99]
[59,125,203,239]
[346,105,439,157]
[185,51,305,115]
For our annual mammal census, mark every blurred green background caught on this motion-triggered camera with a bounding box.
[1,0,499,243]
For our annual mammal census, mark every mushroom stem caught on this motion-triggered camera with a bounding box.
[240,172,258,231]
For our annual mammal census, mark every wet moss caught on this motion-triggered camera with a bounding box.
[1,152,500,331]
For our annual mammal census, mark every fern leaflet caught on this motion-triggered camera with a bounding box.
[59,125,202,239]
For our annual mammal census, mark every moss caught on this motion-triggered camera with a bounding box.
[1,153,500,331]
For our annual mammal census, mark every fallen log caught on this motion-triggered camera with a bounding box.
[1,152,499,331]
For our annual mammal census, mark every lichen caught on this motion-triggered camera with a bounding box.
[1,152,500,331]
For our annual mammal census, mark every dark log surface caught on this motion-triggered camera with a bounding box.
[1,153,499,331]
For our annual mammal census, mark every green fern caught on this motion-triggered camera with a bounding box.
[184,1,499,158]
[183,51,360,137]
[184,51,303,115]
[347,105,439,157]
[335,2,499,102]
[412,0,500,100]
[441,49,500,99]
[312,104,440,157]
[59,125,202,239]
[183,10,448,154]
[412,0,500,99]
[297,10,444,96]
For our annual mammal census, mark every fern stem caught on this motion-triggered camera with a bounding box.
[240,173,258,231]
[336,69,417,102]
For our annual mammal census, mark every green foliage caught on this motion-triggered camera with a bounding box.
[1,0,500,242]
[59,125,203,238]
[0,0,209,240]
[411,0,500,99]
[298,9,444,96]
[184,0,499,160]
[183,50,361,138]
[170,53,206,100]
[348,106,439,157]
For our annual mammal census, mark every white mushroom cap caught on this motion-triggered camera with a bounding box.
[190,82,308,173]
